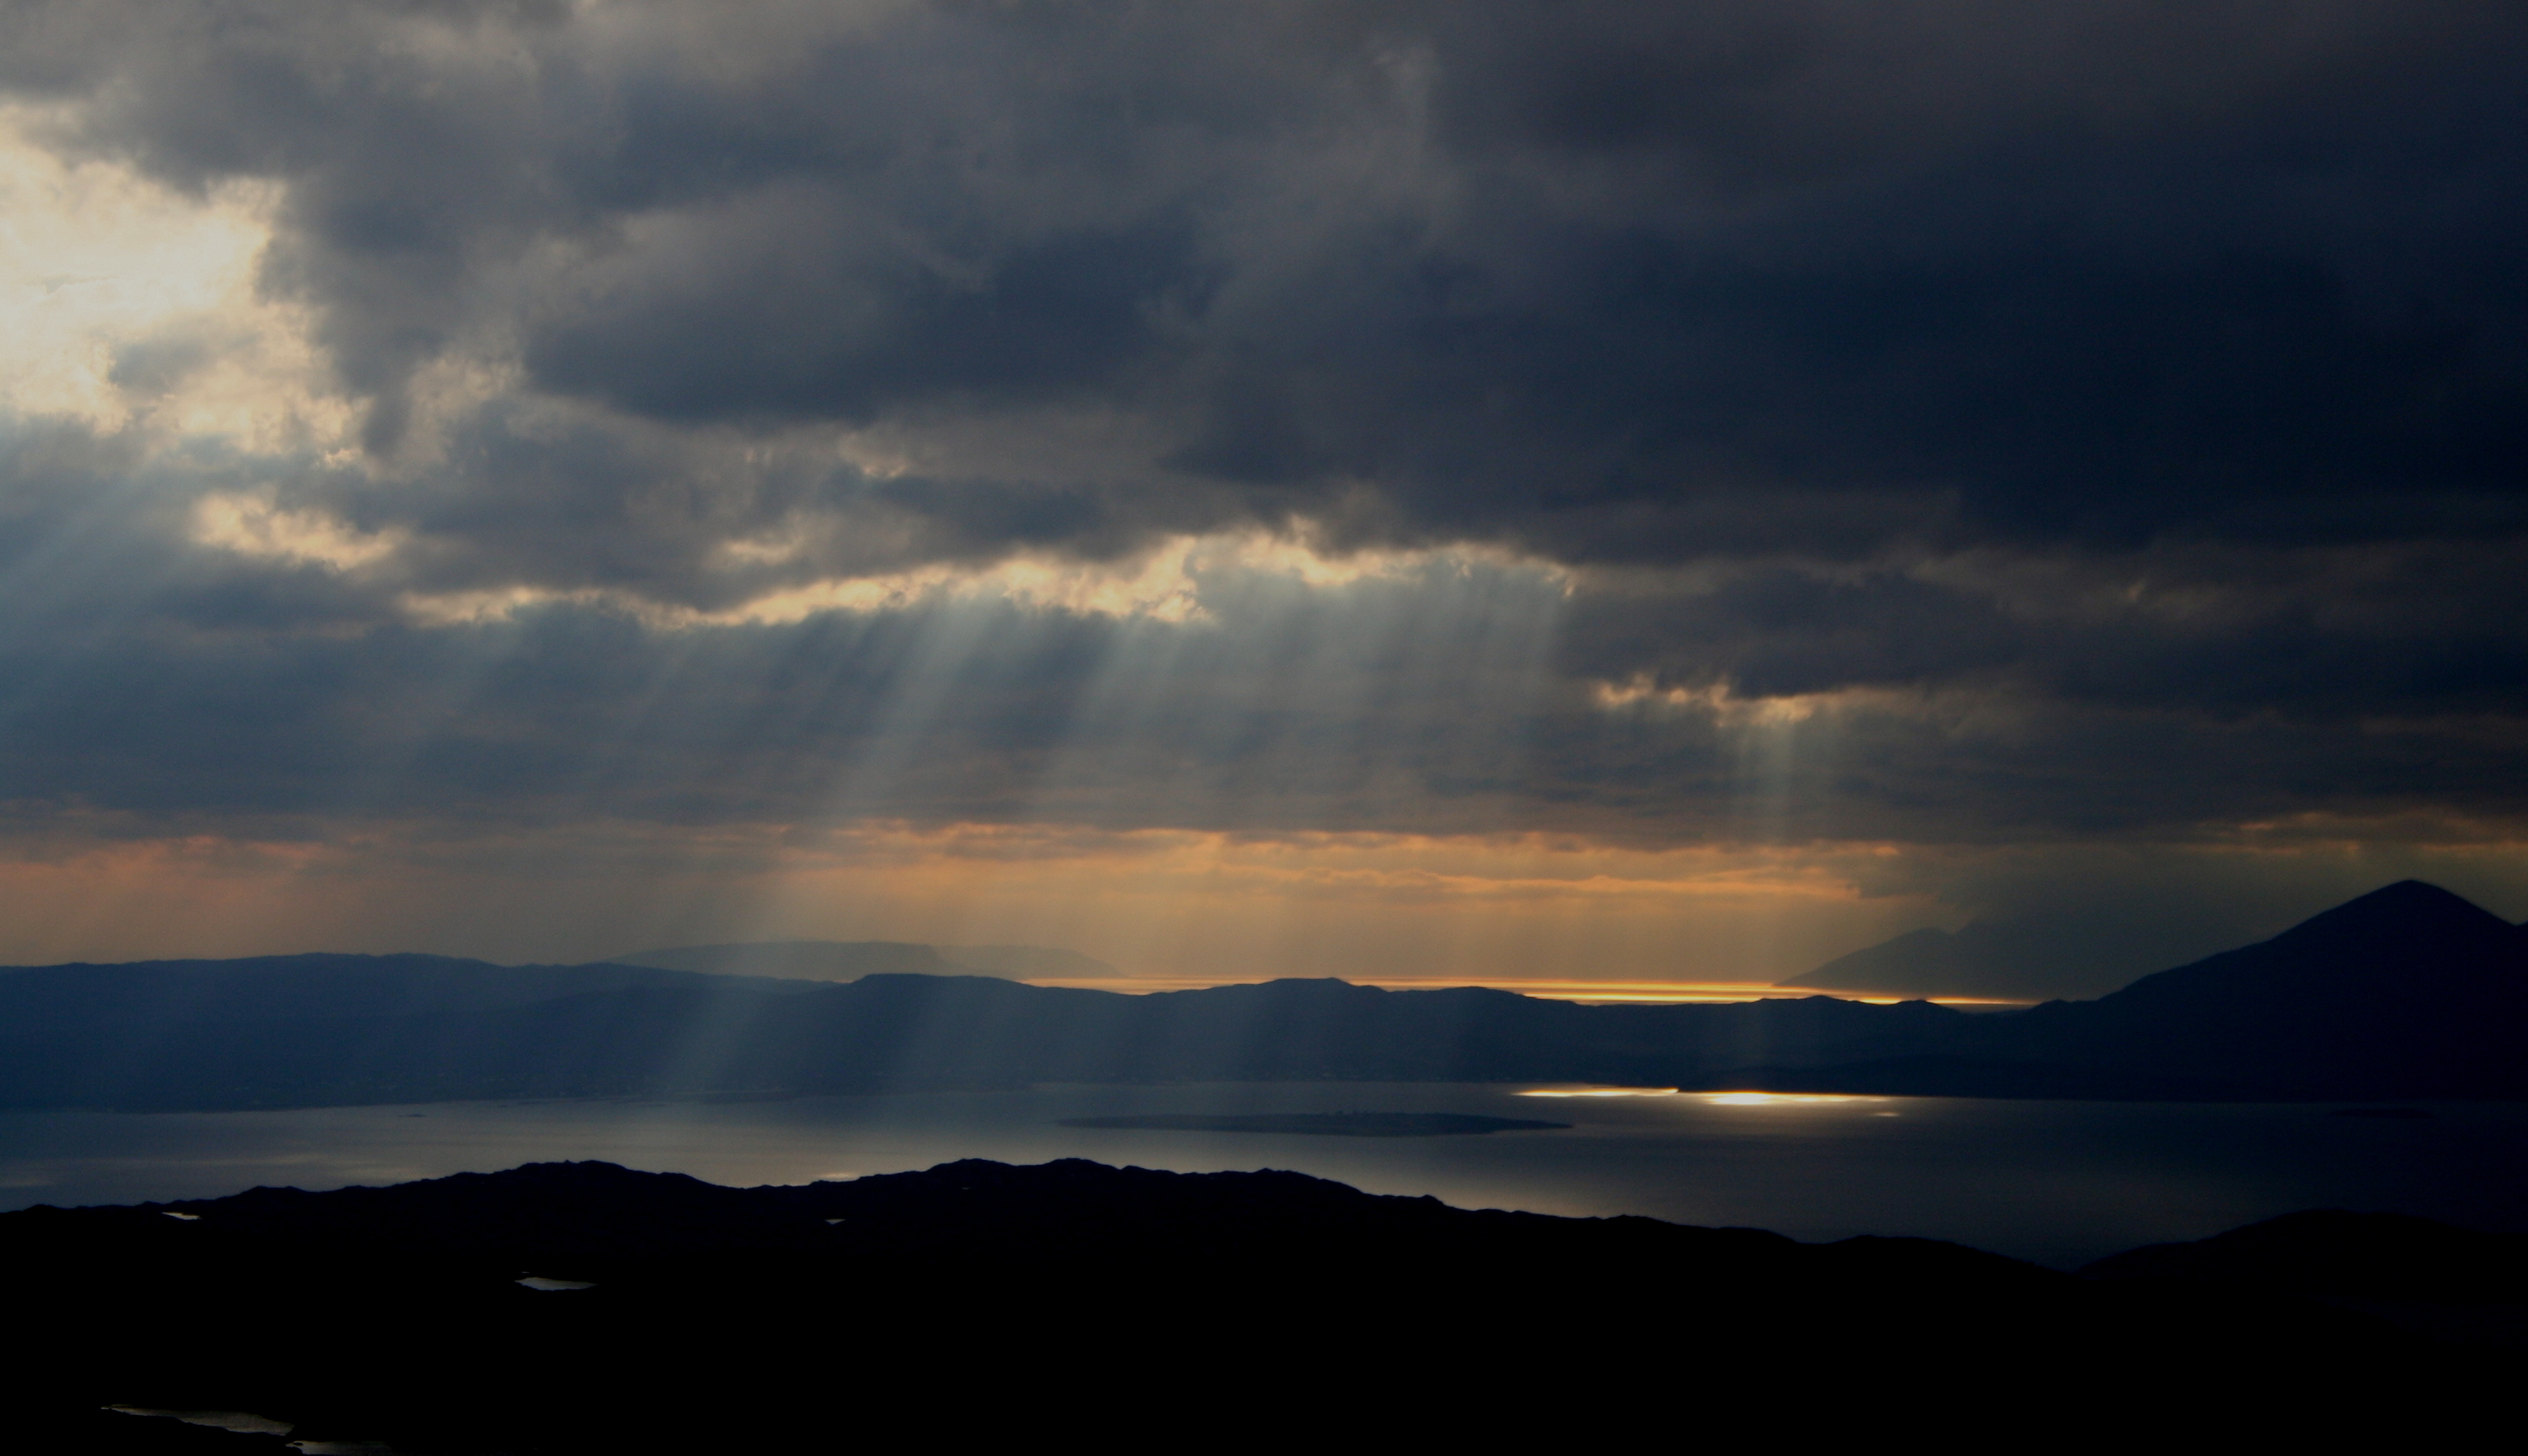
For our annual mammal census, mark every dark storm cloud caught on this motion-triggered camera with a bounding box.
[2,1,2526,864]
[9,1,2522,554]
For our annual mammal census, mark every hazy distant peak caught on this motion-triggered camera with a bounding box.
[1780,919,2148,1001]
[931,945,1121,978]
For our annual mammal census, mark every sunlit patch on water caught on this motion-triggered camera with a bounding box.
[104,1407,396,1452]
[516,1276,595,1291]
[1024,977,2035,1008]
[107,1407,291,1435]
[1701,1093,1886,1107]
[1516,1087,1678,1098]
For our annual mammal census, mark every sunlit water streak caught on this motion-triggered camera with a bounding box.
[6,1085,2523,1269]
[1021,977,2032,1006]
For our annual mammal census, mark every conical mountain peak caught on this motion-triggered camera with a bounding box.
[2268,880,2512,950]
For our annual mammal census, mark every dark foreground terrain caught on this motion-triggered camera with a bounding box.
[10,1160,2521,1452]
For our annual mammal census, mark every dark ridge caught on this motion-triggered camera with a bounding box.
[4,1160,2511,1449]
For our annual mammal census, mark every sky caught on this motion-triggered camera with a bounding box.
[2,1,2525,992]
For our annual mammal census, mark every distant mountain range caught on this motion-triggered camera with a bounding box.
[2,881,2520,1107]
[604,940,1122,981]
[8,1158,2512,1449]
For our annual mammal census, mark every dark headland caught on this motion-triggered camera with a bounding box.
[2,881,2523,1108]
[14,1159,2517,1452]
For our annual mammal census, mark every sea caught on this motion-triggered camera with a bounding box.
[5,1081,2523,1269]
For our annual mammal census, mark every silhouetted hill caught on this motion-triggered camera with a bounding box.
[4,882,2521,1107]
[2101,881,2522,1009]
[2084,1209,2528,1305]
[2084,1209,2528,1346]
[5,1160,2503,1450]
[1987,881,2528,1097]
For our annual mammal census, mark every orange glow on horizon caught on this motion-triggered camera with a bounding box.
[0,816,1958,981]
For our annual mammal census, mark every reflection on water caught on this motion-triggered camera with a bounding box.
[106,1407,293,1436]
[6,1084,2526,1269]
[103,1407,400,1453]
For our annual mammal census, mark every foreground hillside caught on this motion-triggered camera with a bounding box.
[11,1159,2516,1450]
[2,881,2521,1106]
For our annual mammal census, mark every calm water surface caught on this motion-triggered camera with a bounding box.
[5,1083,2523,1269]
